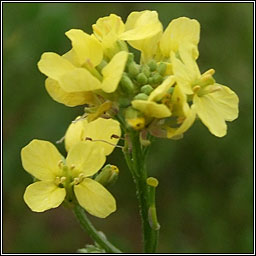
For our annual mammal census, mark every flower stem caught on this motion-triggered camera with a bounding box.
[123,131,159,253]
[73,204,122,253]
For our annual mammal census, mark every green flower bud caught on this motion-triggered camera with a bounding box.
[148,77,154,85]
[153,73,163,84]
[116,40,128,52]
[141,84,153,95]
[96,59,108,72]
[157,62,167,75]
[125,107,145,130]
[127,53,134,64]
[136,73,148,85]
[120,75,134,94]
[134,93,148,100]
[118,97,130,108]
[141,65,151,77]
[128,62,140,77]
[167,87,174,94]
[95,164,119,187]
[147,60,157,71]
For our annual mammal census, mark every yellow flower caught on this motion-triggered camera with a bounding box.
[38,29,128,99]
[171,44,239,137]
[93,11,162,62]
[121,11,163,63]
[21,140,116,218]
[132,76,175,118]
[65,117,121,155]
[160,17,200,60]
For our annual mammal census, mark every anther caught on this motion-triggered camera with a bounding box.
[58,160,64,168]
[70,164,75,170]
[193,85,201,93]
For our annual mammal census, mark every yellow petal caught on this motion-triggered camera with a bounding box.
[171,49,197,95]
[120,10,162,41]
[160,17,200,57]
[167,108,196,138]
[66,142,106,177]
[132,100,171,118]
[127,31,162,63]
[101,51,128,93]
[82,118,121,155]
[45,78,96,107]
[59,67,102,92]
[21,140,63,181]
[38,52,75,80]
[193,85,239,137]
[93,14,125,42]
[62,49,81,67]
[74,178,116,218]
[24,181,66,212]
[148,76,175,101]
[64,117,88,152]
[65,29,103,66]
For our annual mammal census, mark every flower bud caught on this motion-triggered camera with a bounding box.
[141,65,151,77]
[153,73,163,84]
[141,84,154,95]
[147,60,157,71]
[128,62,140,77]
[157,62,167,75]
[136,73,148,85]
[95,164,119,187]
[120,74,134,94]
[116,40,128,52]
[125,107,145,130]
[134,93,148,100]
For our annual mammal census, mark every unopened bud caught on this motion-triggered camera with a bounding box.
[125,107,145,130]
[96,60,108,72]
[120,75,134,94]
[128,62,140,77]
[147,177,159,187]
[157,62,167,75]
[153,73,163,84]
[95,164,119,187]
[136,73,148,85]
[127,53,134,64]
[141,84,154,95]
[147,60,157,71]
[141,65,151,77]
[134,93,148,100]
[116,40,128,52]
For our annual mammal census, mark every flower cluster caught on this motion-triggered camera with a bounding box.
[37,10,238,138]
[21,10,239,218]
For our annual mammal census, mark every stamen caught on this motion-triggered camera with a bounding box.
[202,68,215,76]
[58,160,64,168]
[60,177,66,183]
[70,164,75,170]
[193,85,201,93]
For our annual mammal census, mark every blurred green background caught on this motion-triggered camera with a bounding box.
[3,2,253,253]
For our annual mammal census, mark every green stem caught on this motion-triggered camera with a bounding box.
[73,204,122,253]
[123,130,159,253]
